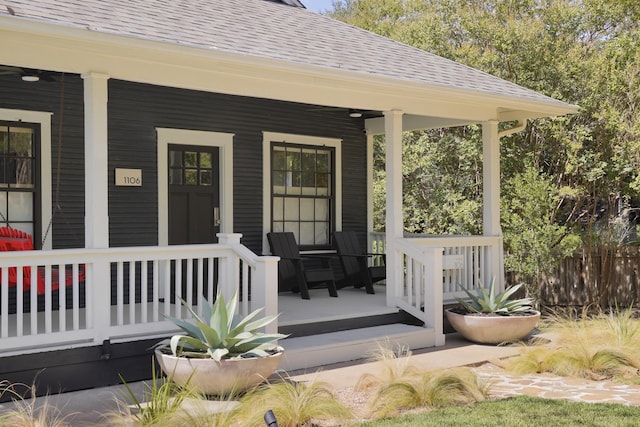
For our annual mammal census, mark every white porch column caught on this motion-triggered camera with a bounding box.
[482,120,503,289]
[83,73,110,249]
[83,72,110,343]
[384,110,403,307]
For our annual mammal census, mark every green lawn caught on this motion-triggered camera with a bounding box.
[351,396,640,427]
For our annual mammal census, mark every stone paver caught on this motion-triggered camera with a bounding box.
[474,363,640,406]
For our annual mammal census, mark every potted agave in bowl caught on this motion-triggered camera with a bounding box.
[445,280,540,345]
[154,290,287,395]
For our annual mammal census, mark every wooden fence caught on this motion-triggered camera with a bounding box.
[537,246,640,308]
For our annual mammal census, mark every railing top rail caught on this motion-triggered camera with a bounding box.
[394,238,443,260]
[0,243,238,266]
[406,235,501,246]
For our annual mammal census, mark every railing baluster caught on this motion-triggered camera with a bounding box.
[196,258,204,318]
[153,260,159,322]
[163,260,171,318]
[141,261,148,323]
[129,261,136,325]
[73,263,80,330]
[16,269,23,336]
[59,264,66,332]
[44,265,52,334]
[117,261,124,326]
[175,259,182,318]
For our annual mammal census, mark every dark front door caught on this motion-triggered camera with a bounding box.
[168,145,220,245]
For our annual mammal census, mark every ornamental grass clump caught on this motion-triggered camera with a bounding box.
[366,367,490,419]
[353,343,490,420]
[233,379,352,427]
[0,381,75,427]
[507,307,640,382]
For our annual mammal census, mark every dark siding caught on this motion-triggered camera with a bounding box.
[108,80,369,253]
[0,73,85,249]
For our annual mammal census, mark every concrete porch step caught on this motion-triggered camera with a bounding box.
[278,323,436,372]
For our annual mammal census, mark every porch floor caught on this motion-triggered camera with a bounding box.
[277,284,393,326]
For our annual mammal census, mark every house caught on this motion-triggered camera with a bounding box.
[0,0,578,395]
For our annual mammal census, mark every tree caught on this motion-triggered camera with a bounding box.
[332,0,640,302]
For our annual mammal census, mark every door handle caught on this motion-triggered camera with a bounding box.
[213,207,221,226]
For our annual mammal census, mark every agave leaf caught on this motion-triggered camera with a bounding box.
[164,314,206,341]
[225,289,239,331]
[208,348,230,361]
[242,314,281,333]
[201,295,213,324]
[209,292,229,341]
[495,283,524,304]
[178,297,207,325]
[170,335,209,356]
[228,307,265,335]
[195,320,222,347]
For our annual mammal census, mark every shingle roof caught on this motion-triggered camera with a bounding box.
[2,0,570,108]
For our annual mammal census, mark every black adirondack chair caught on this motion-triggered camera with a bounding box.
[333,231,385,294]
[267,232,338,300]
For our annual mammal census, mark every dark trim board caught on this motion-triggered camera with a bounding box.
[279,310,423,338]
[0,338,160,402]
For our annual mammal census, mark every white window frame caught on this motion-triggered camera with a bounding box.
[0,108,52,250]
[262,131,342,254]
[157,128,234,246]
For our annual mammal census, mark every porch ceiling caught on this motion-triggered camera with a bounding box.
[0,0,578,122]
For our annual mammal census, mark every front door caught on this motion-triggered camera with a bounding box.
[168,145,220,245]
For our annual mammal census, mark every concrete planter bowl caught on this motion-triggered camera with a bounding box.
[155,348,284,395]
[445,308,541,345]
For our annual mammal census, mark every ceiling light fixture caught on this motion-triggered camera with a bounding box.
[349,110,363,118]
[21,75,40,82]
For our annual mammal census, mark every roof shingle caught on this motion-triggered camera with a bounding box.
[2,0,569,107]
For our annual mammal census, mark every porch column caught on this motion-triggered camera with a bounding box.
[482,120,503,290]
[384,110,403,308]
[83,73,110,249]
[83,72,110,343]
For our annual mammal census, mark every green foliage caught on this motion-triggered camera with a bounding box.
[334,0,640,305]
[456,281,534,315]
[234,379,352,427]
[501,167,581,290]
[159,290,287,361]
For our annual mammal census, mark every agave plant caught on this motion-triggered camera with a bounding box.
[158,290,288,361]
[457,279,533,315]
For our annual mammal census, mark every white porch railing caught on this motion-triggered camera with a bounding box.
[0,233,279,356]
[370,232,503,303]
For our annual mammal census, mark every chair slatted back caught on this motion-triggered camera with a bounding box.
[267,232,301,292]
[333,231,363,276]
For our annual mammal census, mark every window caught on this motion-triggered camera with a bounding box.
[0,122,39,238]
[271,142,334,248]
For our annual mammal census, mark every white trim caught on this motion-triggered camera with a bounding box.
[366,133,374,238]
[262,132,342,254]
[156,128,234,246]
[83,72,110,249]
[0,108,53,250]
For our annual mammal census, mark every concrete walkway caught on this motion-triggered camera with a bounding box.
[3,333,640,426]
